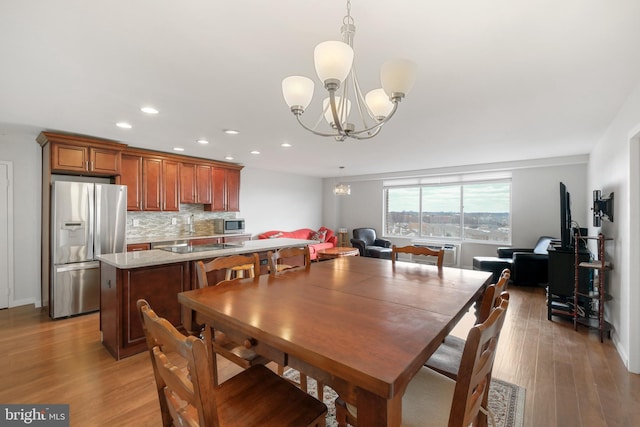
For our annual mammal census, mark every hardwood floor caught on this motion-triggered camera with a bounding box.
[1,286,638,426]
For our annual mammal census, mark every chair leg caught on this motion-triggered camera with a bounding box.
[316,381,324,402]
[202,326,220,386]
[300,373,308,393]
[335,397,349,427]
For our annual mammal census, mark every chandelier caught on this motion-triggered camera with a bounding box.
[333,166,351,195]
[334,183,351,196]
[281,0,417,141]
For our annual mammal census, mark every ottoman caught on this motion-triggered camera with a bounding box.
[472,257,513,283]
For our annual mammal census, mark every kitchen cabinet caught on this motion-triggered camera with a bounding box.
[120,152,179,212]
[143,157,163,211]
[222,234,251,244]
[180,162,212,204]
[37,132,126,176]
[100,262,191,360]
[120,154,143,211]
[190,237,222,246]
[162,159,180,211]
[207,167,241,212]
[127,243,150,252]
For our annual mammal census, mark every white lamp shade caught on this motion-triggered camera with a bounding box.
[282,76,315,109]
[365,88,394,118]
[381,59,417,97]
[323,96,351,124]
[314,41,354,84]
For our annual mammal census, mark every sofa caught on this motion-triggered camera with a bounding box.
[257,227,337,261]
[473,236,556,286]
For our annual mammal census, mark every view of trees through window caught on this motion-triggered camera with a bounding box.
[384,181,511,242]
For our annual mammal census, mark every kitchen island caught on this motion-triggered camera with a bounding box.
[97,238,316,359]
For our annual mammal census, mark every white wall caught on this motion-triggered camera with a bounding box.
[324,157,588,268]
[236,166,324,237]
[588,82,640,373]
[0,130,42,307]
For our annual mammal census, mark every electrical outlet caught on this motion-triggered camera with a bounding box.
[171,217,177,225]
[132,219,140,227]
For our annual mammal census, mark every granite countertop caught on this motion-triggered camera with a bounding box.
[98,238,317,269]
[126,233,250,245]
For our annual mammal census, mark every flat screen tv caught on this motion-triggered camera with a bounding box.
[559,182,572,249]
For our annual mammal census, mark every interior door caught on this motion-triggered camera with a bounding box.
[0,161,13,309]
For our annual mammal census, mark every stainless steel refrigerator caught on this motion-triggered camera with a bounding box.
[50,181,127,318]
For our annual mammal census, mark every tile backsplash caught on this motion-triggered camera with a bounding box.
[126,204,237,240]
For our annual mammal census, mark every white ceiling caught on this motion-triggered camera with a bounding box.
[2,0,640,178]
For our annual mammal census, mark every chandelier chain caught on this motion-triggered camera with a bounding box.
[343,0,354,26]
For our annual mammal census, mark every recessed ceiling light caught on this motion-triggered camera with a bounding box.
[140,106,159,114]
[116,122,132,129]
[173,147,185,152]
[223,129,239,135]
[196,139,209,144]
[225,156,234,161]
[250,150,260,155]
[281,143,292,148]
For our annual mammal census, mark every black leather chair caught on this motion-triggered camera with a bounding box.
[473,236,556,285]
[350,228,392,259]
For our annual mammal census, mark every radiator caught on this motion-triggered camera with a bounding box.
[402,240,460,267]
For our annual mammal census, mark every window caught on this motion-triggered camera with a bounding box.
[384,180,511,243]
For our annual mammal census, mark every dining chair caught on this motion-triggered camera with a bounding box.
[195,253,261,287]
[266,245,320,396]
[392,244,445,268]
[267,246,311,277]
[194,254,269,385]
[137,299,327,427]
[425,268,510,380]
[335,293,510,427]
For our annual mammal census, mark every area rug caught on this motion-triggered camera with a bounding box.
[284,369,525,427]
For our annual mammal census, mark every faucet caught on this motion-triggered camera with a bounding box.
[189,214,195,234]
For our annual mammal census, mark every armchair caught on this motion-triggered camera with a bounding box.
[473,236,555,286]
[350,228,392,259]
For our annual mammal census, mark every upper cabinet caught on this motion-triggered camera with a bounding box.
[119,150,180,212]
[37,132,126,176]
[208,167,241,212]
[179,163,212,204]
[120,154,143,211]
[37,131,242,212]
[162,160,180,211]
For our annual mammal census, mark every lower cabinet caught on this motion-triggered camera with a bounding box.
[126,243,150,252]
[100,261,191,360]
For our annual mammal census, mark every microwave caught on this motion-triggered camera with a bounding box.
[213,218,245,234]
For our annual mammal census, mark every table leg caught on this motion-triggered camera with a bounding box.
[356,388,402,427]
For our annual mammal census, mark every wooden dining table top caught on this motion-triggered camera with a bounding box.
[178,256,492,426]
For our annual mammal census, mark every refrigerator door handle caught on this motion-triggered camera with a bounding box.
[88,184,95,259]
[55,261,101,272]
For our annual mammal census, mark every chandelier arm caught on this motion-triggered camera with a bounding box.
[350,63,376,128]
[347,101,400,137]
[329,89,346,135]
[295,114,345,138]
[347,125,384,140]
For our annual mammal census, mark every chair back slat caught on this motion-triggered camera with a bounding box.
[392,244,445,268]
[449,294,509,427]
[267,246,311,276]
[195,253,260,288]
[476,268,510,323]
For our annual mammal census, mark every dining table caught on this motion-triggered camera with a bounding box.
[178,255,492,427]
